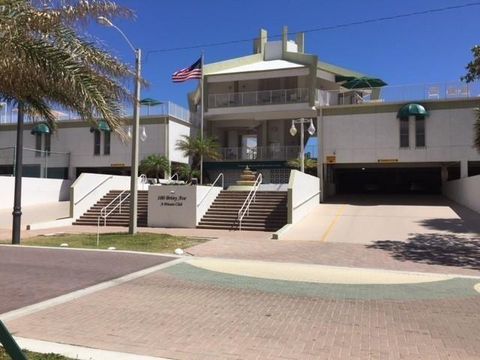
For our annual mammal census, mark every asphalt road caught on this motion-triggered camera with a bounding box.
[0,246,173,314]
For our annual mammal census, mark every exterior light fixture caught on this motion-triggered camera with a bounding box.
[290,117,316,173]
[140,126,147,142]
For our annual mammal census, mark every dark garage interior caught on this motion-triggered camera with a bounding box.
[334,166,442,194]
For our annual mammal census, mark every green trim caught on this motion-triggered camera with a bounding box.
[30,123,51,135]
[397,103,429,118]
[97,120,111,132]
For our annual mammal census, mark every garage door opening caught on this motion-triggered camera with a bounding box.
[334,166,442,195]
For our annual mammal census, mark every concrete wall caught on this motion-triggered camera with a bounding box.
[443,175,480,214]
[148,185,221,228]
[70,173,132,220]
[287,170,320,224]
[322,107,480,164]
[169,121,190,164]
[0,176,72,210]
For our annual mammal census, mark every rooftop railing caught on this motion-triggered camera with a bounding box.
[316,81,480,106]
[208,88,309,109]
[209,145,317,162]
[0,100,191,125]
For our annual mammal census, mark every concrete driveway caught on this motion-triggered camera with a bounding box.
[281,194,480,244]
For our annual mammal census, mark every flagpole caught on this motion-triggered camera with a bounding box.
[200,51,204,185]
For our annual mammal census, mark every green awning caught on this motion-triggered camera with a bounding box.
[341,77,387,89]
[397,103,429,118]
[97,120,111,132]
[30,123,51,135]
[140,98,162,106]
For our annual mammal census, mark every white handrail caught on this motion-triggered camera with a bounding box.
[96,190,131,246]
[74,175,113,205]
[169,173,179,181]
[140,174,148,190]
[197,173,224,207]
[237,173,262,231]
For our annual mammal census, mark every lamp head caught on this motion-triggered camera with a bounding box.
[307,119,316,136]
[97,16,113,27]
[289,120,297,136]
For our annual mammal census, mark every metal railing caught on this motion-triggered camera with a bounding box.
[316,81,480,107]
[208,88,309,108]
[97,190,130,245]
[197,173,224,208]
[238,173,262,231]
[0,100,191,124]
[209,145,317,162]
[74,175,113,206]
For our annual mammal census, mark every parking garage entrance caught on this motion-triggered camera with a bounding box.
[330,163,450,195]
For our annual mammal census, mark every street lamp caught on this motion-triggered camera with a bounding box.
[98,16,141,235]
[290,117,316,173]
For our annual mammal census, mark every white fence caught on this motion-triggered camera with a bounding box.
[443,175,480,214]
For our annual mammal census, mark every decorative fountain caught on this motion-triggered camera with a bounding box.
[228,166,258,191]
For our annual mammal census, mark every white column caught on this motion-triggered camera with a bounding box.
[460,160,468,178]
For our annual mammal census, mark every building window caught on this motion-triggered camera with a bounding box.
[35,133,42,157]
[104,131,111,155]
[44,133,51,156]
[399,117,409,148]
[93,129,101,155]
[415,115,425,147]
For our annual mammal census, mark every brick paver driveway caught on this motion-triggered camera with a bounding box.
[5,257,480,360]
[0,246,173,314]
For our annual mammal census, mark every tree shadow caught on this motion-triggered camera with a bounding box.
[367,233,480,270]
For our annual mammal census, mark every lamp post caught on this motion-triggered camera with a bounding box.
[98,16,141,235]
[289,117,316,173]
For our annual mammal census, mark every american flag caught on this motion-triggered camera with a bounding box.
[172,57,202,83]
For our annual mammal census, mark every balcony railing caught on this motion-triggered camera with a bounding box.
[209,145,317,162]
[316,81,480,107]
[0,101,191,125]
[208,88,309,109]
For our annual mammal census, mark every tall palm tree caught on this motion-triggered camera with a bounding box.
[139,154,170,184]
[0,0,135,244]
[0,0,134,130]
[175,135,221,173]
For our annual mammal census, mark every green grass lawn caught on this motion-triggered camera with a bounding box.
[0,347,73,359]
[20,232,207,253]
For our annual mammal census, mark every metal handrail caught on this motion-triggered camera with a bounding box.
[197,173,224,208]
[169,173,179,181]
[140,174,148,190]
[237,173,262,231]
[96,190,131,246]
[74,175,113,205]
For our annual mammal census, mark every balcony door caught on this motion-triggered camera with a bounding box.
[242,135,257,160]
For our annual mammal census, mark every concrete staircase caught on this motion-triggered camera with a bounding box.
[197,191,288,231]
[73,190,148,227]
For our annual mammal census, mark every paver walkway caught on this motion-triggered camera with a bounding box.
[0,246,172,314]
[5,257,480,360]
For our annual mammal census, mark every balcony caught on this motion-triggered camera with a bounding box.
[0,101,191,125]
[316,81,480,107]
[208,145,317,162]
[208,88,309,109]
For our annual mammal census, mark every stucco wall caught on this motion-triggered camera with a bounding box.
[288,170,320,224]
[443,175,480,214]
[322,107,480,164]
[0,176,71,210]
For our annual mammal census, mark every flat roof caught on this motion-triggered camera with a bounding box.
[209,60,305,75]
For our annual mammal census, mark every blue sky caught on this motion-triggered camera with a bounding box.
[90,0,479,108]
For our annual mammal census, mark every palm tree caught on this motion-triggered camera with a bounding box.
[139,155,170,184]
[0,0,133,130]
[0,0,135,244]
[175,135,221,180]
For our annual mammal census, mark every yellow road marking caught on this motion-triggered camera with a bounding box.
[321,205,347,242]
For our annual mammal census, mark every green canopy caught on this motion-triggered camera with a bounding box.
[88,120,111,133]
[397,103,429,118]
[140,98,162,106]
[30,123,51,135]
[341,77,387,89]
[335,75,356,83]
